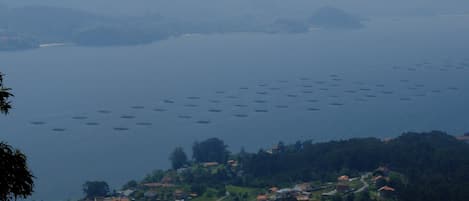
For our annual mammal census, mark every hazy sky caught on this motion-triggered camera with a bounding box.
[1,0,469,18]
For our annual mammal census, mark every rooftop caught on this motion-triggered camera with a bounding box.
[379,186,396,192]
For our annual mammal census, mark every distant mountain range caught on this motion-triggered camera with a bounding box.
[0,5,364,50]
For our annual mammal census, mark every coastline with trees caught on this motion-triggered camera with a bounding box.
[81,131,469,201]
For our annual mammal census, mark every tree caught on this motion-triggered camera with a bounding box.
[0,72,34,201]
[277,141,286,153]
[169,147,188,169]
[345,193,355,201]
[216,185,226,197]
[0,72,13,114]
[192,138,229,163]
[190,184,207,195]
[142,169,165,183]
[82,181,110,198]
[122,180,138,190]
[0,143,35,201]
[354,191,372,201]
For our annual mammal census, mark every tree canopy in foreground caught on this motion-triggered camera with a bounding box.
[0,72,34,201]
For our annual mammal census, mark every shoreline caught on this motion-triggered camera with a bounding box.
[39,43,68,48]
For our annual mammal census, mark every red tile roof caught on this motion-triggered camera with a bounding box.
[257,195,268,201]
[203,162,219,167]
[143,182,174,188]
[338,175,349,181]
[379,186,396,192]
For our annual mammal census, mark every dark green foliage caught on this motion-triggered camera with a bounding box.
[142,170,166,183]
[0,72,34,201]
[190,184,207,195]
[386,133,469,201]
[216,185,227,197]
[375,177,387,189]
[180,165,232,187]
[82,181,110,198]
[240,131,469,201]
[122,180,138,190]
[345,193,355,201]
[125,132,468,201]
[0,73,13,114]
[242,137,382,184]
[0,142,34,201]
[278,196,299,201]
[329,195,343,201]
[354,192,372,201]
[169,147,188,169]
[192,138,230,163]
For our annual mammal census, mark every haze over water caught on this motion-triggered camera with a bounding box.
[1,9,469,201]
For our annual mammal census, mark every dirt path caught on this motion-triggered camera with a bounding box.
[354,173,371,193]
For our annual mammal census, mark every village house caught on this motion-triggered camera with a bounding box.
[266,144,281,155]
[336,183,350,193]
[378,186,396,199]
[296,195,310,201]
[372,175,389,189]
[338,175,350,182]
[189,193,198,198]
[268,187,279,194]
[143,182,174,188]
[176,167,189,174]
[103,197,130,201]
[202,162,219,167]
[227,159,238,167]
[274,188,297,200]
[161,175,173,184]
[142,174,176,190]
[117,189,135,197]
[293,183,313,192]
[336,175,351,193]
[372,175,384,183]
[143,191,158,200]
[85,196,131,201]
[173,189,187,200]
[256,194,269,201]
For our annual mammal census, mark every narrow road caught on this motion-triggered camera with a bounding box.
[354,173,371,193]
[216,196,228,201]
[216,192,230,201]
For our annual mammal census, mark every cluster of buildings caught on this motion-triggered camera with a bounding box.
[256,182,330,201]
[255,168,397,201]
[86,160,401,201]
[139,175,194,201]
[84,196,131,201]
[107,160,240,201]
[320,175,358,198]
[372,167,397,200]
[83,189,137,201]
